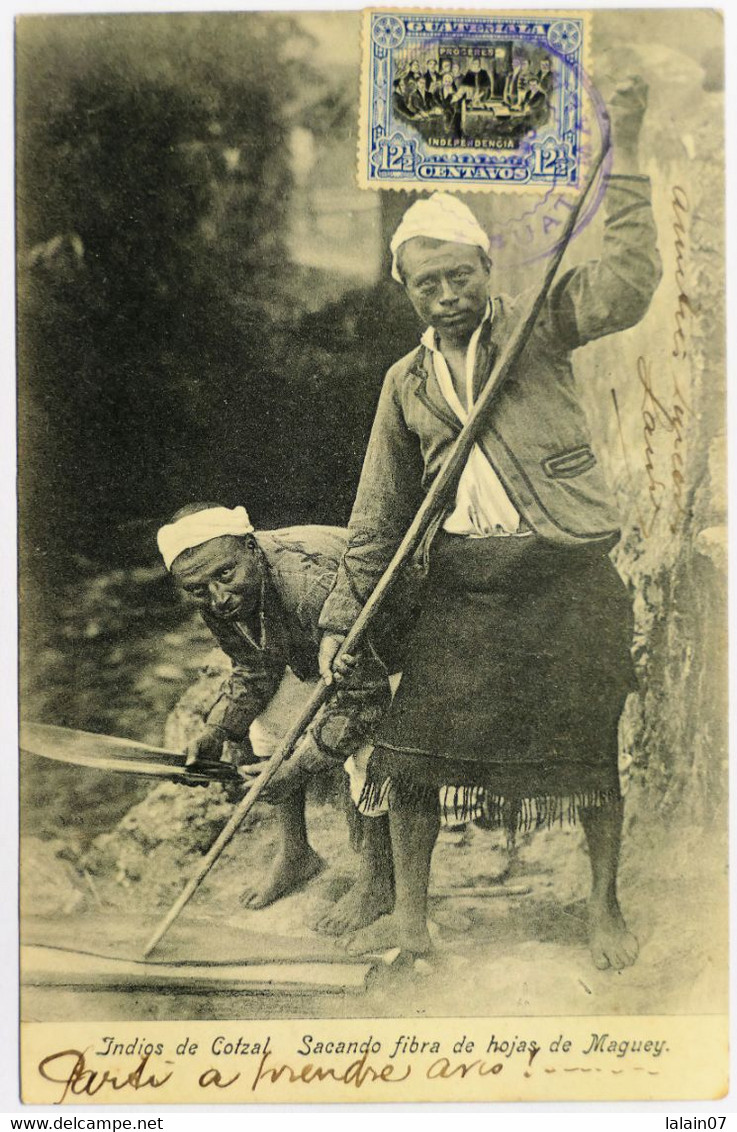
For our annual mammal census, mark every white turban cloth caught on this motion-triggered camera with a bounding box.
[157,505,254,571]
[390,192,491,283]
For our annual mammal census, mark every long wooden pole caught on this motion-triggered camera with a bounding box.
[143,137,610,958]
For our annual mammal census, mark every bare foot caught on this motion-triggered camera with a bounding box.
[240,847,324,910]
[341,913,398,954]
[384,950,439,978]
[588,894,639,970]
[341,913,436,957]
[314,875,394,936]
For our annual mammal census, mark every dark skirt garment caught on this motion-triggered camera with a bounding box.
[361,532,636,828]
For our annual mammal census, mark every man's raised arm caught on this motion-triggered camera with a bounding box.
[548,75,662,350]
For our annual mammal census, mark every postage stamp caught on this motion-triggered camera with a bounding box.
[359,9,590,191]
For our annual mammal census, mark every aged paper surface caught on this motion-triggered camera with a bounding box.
[16,6,727,1106]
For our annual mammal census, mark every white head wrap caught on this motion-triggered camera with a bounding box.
[390,192,491,283]
[157,505,254,571]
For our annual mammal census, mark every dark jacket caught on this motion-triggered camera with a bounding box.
[203,526,390,759]
[319,176,662,634]
[523,88,549,127]
[538,69,554,96]
[462,67,492,98]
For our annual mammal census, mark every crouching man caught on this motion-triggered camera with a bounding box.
[157,502,395,927]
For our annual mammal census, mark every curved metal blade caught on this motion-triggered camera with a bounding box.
[19,721,240,785]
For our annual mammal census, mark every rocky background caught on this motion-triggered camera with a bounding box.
[18,11,726,1019]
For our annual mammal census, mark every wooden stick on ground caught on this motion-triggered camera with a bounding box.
[143,134,610,960]
[430,885,531,899]
[22,946,372,995]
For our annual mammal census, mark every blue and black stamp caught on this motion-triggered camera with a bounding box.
[359,10,588,190]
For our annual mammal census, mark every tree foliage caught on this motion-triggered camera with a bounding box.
[17,11,423,603]
[18,15,297,565]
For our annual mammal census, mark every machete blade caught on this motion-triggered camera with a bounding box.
[19,721,241,785]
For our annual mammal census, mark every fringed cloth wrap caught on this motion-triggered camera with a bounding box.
[360,532,636,831]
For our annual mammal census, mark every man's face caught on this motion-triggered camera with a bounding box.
[540,58,551,74]
[472,59,481,72]
[171,535,261,620]
[441,59,452,74]
[400,238,490,343]
[411,61,421,76]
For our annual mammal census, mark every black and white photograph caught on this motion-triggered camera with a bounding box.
[14,5,727,1105]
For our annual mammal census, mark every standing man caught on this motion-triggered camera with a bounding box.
[537,56,555,97]
[522,75,549,128]
[504,57,531,108]
[461,57,492,103]
[319,78,661,970]
[424,57,441,106]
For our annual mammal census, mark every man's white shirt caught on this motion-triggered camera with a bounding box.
[421,306,528,538]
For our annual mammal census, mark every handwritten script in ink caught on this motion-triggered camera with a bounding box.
[35,1029,671,1103]
[38,1050,173,1104]
[615,185,694,538]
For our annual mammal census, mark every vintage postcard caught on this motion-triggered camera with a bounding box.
[16,6,727,1106]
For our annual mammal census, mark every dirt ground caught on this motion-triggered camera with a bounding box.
[20,565,728,1024]
[21,787,728,1023]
